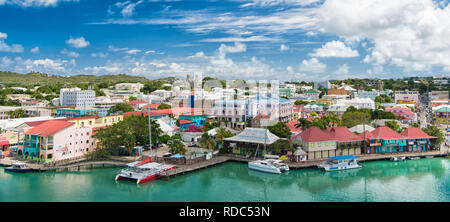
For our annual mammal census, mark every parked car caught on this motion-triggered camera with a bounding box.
[162,152,172,158]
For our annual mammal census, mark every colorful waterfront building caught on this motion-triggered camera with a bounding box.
[362,126,407,154]
[178,112,208,128]
[292,126,337,160]
[400,128,438,151]
[433,106,449,125]
[19,120,97,162]
[328,126,363,156]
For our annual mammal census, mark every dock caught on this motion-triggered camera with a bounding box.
[158,156,231,179]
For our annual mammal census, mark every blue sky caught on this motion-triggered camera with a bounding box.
[0,0,449,81]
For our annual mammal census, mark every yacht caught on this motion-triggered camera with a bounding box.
[115,158,176,184]
[318,156,362,171]
[248,159,289,174]
[391,156,406,162]
[4,162,32,173]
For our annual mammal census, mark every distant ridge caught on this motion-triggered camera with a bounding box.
[0,71,153,85]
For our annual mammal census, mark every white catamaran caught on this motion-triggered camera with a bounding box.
[318,155,362,171]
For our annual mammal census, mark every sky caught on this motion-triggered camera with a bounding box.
[0,0,450,81]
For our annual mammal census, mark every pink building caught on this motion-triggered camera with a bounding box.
[385,106,416,121]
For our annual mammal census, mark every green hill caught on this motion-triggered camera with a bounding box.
[0,71,151,85]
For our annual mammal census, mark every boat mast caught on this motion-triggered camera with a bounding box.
[147,91,152,157]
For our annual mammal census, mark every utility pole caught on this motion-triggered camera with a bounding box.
[147,91,152,157]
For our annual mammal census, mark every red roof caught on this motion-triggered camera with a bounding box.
[367,126,404,140]
[141,104,160,109]
[286,120,301,132]
[179,119,195,125]
[298,126,335,142]
[26,120,74,137]
[92,126,110,135]
[25,120,50,127]
[124,107,205,118]
[358,130,373,140]
[253,113,271,120]
[328,126,362,142]
[21,101,40,104]
[400,128,436,139]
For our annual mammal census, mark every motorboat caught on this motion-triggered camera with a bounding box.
[4,162,32,173]
[318,156,362,171]
[391,156,406,162]
[115,157,176,184]
[408,156,421,160]
[248,159,289,174]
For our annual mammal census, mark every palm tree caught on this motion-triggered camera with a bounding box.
[295,118,312,130]
[199,133,216,150]
[215,127,233,148]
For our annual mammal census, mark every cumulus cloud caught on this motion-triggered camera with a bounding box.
[30,46,39,53]
[309,40,359,58]
[0,32,24,53]
[0,56,75,74]
[299,58,327,73]
[61,48,80,58]
[66,36,90,48]
[334,64,350,75]
[314,0,450,71]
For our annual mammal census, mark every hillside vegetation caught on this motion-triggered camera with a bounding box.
[0,71,151,85]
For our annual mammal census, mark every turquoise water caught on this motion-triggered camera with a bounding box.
[1,158,449,202]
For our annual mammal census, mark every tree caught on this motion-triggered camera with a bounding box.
[342,111,371,128]
[295,118,312,130]
[385,121,402,133]
[203,122,219,132]
[268,122,292,138]
[375,94,393,103]
[109,103,134,114]
[128,96,137,101]
[94,115,163,155]
[423,126,444,144]
[7,109,26,118]
[157,103,171,110]
[294,100,308,106]
[169,140,187,155]
[269,139,291,155]
[199,133,216,150]
[215,127,233,147]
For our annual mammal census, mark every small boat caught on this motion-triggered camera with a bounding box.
[115,157,176,184]
[248,159,289,174]
[318,156,362,171]
[0,162,12,167]
[408,156,421,160]
[391,156,406,162]
[4,162,32,173]
[425,156,434,159]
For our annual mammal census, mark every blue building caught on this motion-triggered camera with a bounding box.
[56,107,109,117]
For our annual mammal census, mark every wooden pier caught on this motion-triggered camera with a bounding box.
[158,156,231,179]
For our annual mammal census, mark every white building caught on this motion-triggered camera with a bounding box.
[394,91,420,105]
[115,83,144,92]
[60,88,95,108]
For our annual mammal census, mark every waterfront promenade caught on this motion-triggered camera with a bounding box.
[1,145,448,174]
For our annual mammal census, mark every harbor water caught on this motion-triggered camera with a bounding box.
[1,158,449,202]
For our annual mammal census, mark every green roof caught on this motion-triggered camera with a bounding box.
[433,107,450,113]
[304,90,319,94]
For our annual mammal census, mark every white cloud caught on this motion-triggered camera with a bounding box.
[121,0,143,17]
[239,0,320,8]
[66,36,90,48]
[306,31,317,36]
[334,64,349,75]
[314,0,450,71]
[0,56,75,74]
[91,52,108,58]
[299,58,326,73]
[0,0,77,7]
[0,32,24,53]
[309,40,359,58]
[61,48,80,58]
[30,46,39,53]
[108,45,128,52]
[124,49,142,54]
[280,44,289,52]
[199,36,277,43]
